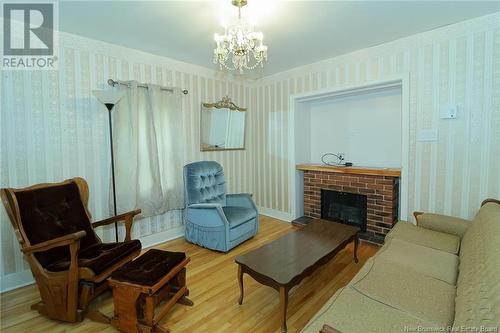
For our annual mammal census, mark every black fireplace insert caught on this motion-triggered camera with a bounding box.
[321,189,367,232]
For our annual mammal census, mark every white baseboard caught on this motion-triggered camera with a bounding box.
[0,226,186,293]
[139,226,185,249]
[0,270,35,293]
[259,207,294,222]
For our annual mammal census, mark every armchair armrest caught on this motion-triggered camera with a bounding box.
[320,325,343,333]
[186,203,228,227]
[414,212,471,238]
[226,193,258,211]
[21,230,86,254]
[92,209,141,241]
[188,203,223,209]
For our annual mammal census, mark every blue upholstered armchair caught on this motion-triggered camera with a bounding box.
[183,161,259,252]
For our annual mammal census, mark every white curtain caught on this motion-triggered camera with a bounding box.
[113,81,185,218]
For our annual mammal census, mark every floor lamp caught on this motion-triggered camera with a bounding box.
[92,89,125,242]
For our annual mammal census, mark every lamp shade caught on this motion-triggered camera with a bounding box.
[92,90,125,105]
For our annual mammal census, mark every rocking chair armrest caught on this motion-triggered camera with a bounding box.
[92,209,141,228]
[92,209,141,241]
[21,230,86,254]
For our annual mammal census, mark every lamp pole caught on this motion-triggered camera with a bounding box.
[105,103,119,242]
[92,90,125,242]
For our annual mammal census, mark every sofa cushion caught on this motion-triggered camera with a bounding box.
[386,221,460,254]
[348,257,375,285]
[223,206,257,227]
[46,240,141,275]
[351,257,456,326]
[454,202,500,328]
[378,238,459,285]
[301,287,437,333]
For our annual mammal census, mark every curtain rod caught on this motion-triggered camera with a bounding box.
[107,79,189,95]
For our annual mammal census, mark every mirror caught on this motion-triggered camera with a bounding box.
[200,96,247,151]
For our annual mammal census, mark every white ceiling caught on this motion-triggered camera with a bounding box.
[59,1,500,79]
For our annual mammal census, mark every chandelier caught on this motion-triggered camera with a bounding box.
[213,0,268,73]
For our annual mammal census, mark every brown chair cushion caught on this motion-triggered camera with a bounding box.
[46,240,141,275]
[14,182,99,268]
[111,249,186,286]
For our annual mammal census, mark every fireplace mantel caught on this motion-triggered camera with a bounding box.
[296,164,401,178]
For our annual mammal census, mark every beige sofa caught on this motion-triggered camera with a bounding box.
[302,199,500,333]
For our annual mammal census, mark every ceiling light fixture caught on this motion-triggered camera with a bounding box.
[213,0,268,73]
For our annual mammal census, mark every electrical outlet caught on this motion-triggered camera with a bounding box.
[338,153,345,161]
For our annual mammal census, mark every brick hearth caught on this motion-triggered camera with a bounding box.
[302,169,400,244]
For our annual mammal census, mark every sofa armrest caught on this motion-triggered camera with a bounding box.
[320,325,343,333]
[186,203,228,227]
[226,193,258,211]
[481,198,500,206]
[414,212,471,238]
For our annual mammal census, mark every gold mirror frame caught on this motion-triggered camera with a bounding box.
[200,96,247,152]
[202,96,247,112]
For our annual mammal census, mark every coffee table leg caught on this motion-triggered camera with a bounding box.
[238,265,244,305]
[279,286,288,333]
[354,234,359,264]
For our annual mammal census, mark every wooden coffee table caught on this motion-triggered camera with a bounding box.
[235,219,359,333]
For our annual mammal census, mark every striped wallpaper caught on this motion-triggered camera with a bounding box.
[253,13,500,221]
[0,32,256,290]
[1,13,499,291]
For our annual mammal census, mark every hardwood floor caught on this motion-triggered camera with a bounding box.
[0,216,378,333]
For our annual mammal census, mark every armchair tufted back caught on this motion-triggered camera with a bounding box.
[184,161,227,206]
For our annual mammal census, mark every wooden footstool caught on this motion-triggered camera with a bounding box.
[108,249,193,333]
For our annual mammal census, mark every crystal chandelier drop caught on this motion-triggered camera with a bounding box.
[213,0,268,73]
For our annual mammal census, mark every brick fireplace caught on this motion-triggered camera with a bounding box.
[297,164,400,244]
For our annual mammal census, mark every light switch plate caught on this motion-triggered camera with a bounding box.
[417,129,438,142]
[440,103,458,119]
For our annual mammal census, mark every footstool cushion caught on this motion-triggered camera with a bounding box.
[111,249,186,286]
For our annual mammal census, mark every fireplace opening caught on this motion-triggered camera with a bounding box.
[321,189,367,232]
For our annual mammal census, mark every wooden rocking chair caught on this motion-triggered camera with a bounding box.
[1,177,142,322]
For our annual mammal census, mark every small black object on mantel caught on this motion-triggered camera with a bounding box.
[321,153,353,167]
